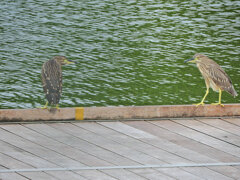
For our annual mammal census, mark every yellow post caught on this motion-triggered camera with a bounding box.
[75,107,84,120]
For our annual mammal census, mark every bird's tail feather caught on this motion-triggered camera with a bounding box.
[232,90,238,97]
[227,86,238,97]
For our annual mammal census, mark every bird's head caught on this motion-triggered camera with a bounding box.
[53,56,75,65]
[184,53,206,63]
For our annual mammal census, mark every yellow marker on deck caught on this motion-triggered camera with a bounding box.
[75,107,84,120]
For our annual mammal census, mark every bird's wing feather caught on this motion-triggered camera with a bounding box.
[41,60,62,104]
[207,64,237,96]
[208,64,232,86]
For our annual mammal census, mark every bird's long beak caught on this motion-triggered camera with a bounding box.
[65,59,76,64]
[68,59,75,64]
[184,57,195,63]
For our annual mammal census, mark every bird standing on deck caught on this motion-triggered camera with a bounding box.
[185,54,238,107]
[40,56,75,109]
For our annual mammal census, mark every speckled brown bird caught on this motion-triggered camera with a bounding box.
[41,56,75,109]
[185,53,238,107]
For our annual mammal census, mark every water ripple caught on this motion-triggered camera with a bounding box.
[0,0,239,108]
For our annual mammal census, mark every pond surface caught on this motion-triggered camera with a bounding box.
[0,0,239,109]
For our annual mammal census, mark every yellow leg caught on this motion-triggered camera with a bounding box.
[37,102,49,109]
[194,88,209,106]
[211,89,224,107]
[55,104,60,110]
[38,102,60,110]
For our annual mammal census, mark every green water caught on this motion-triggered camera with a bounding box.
[0,0,239,109]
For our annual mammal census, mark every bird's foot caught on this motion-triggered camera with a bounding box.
[48,105,60,113]
[37,105,49,109]
[37,103,59,111]
[193,102,205,107]
[211,103,224,107]
[37,102,49,109]
[41,106,48,109]
[55,105,60,110]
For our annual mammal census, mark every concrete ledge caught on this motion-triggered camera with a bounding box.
[0,104,240,122]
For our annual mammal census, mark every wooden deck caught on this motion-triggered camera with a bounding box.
[0,118,240,179]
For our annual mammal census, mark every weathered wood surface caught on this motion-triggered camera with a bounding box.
[0,118,240,179]
[1,104,240,121]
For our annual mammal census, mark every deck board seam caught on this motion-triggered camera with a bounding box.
[0,138,60,169]
[221,118,240,127]
[146,120,239,160]
[172,120,240,149]
[0,125,87,167]
[196,119,240,137]
[22,124,114,167]
[48,123,143,166]
[100,121,197,164]
[74,121,177,164]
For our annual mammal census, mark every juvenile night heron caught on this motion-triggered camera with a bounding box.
[185,53,238,107]
[41,56,75,109]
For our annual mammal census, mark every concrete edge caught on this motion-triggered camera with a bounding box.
[0,104,240,122]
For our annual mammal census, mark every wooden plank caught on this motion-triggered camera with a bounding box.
[0,140,57,169]
[74,170,117,180]
[0,173,28,180]
[132,121,240,163]
[155,168,204,180]
[233,166,240,170]
[100,169,147,180]
[49,123,165,165]
[1,124,111,167]
[181,167,233,180]
[121,121,239,178]
[101,121,218,163]
[24,123,138,166]
[151,120,240,157]
[222,118,240,127]
[172,119,240,155]
[173,119,240,146]
[1,104,240,122]
[93,122,157,139]
[198,118,240,136]
[129,168,175,180]
[46,171,88,180]
[209,166,240,179]
[0,165,6,169]
[0,152,33,169]
[83,104,240,120]
[0,108,74,121]
[19,172,57,180]
[0,120,239,180]
[75,122,190,164]
[0,127,84,167]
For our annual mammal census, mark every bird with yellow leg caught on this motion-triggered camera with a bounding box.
[40,56,75,109]
[185,54,238,107]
